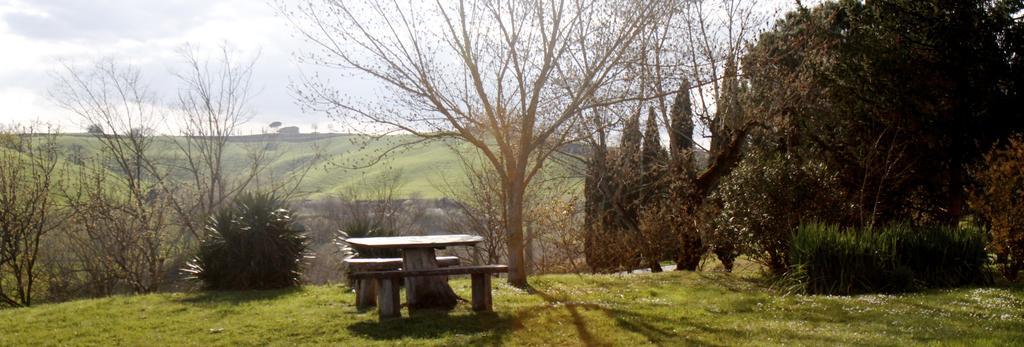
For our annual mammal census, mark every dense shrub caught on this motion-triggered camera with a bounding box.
[186,193,308,290]
[970,136,1024,281]
[789,223,989,295]
[712,149,847,274]
[743,0,1024,225]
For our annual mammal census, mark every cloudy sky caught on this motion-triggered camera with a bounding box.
[0,0,801,136]
[0,0,325,133]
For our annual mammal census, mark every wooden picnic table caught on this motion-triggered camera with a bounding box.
[345,234,483,311]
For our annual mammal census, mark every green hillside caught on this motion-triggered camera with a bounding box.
[54,133,547,199]
[0,142,123,202]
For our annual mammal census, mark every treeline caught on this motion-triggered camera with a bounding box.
[0,124,580,306]
[581,0,1024,290]
[0,46,316,307]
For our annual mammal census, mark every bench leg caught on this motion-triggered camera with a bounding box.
[471,273,493,312]
[355,279,377,309]
[377,278,401,319]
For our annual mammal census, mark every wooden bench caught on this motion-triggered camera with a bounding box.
[344,256,460,309]
[351,265,509,319]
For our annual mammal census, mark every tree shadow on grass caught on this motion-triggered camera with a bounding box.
[524,286,869,347]
[174,287,303,306]
[523,286,724,346]
[693,271,772,293]
[347,310,517,346]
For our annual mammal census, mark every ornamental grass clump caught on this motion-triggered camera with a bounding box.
[883,224,989,288]
[186,192,308,290]
[789,222,988,295]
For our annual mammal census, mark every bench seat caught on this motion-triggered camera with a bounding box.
[353,265,509,318]
[350,265,508,279]
[345,256,461,309]
[344,256,460,270]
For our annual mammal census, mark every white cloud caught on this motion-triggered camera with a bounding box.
[0,0,805,137]
[0,0,321,134]
[0,86,68,127]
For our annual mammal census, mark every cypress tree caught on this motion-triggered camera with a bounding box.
[620,109,643,162]
[666,80,706,271]
[669,80,696,178]
[710,57,742,160]
[618,108,644,214]
[642,106,668,201]
[640,107,671,272]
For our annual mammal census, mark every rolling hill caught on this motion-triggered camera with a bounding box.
[53,133,582,200]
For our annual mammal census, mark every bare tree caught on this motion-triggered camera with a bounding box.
[49,51,319,295]
[331,168,423,245]
[165,44,273,238]
[437,145,583,274]
[283,0,663,287]
[668,0,775,271]
[524,177,586,274]
[0,126,66,307]
[51,61,180,294]
[51,59,163,198]
[436,151,509,266]
[62,161,180,294]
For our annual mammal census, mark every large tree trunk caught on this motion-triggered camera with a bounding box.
[506,180,529,288]
[403,248,459,311]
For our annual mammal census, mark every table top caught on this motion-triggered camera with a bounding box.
[344,234,483,249]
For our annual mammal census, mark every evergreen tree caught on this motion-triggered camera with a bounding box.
[617,108,644,216]
[642,107,668,202]
[583,125,617,272]
[710,57,743,163]
[668,80,696,178]
[665,80,706,271]
[607,109,646,271]
[620,109,643,164]
[619,109,643,216]
[638,107,671,272]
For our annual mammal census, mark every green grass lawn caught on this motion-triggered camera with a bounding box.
[1,271,1021,346]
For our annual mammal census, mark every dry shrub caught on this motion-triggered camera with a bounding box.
[528,196,587,274]
[970,136,1024,281]
[584,216,642,273]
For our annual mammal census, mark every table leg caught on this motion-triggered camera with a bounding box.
[355,278,376,309]
[377,278,400,319]
[403,248,459,311]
